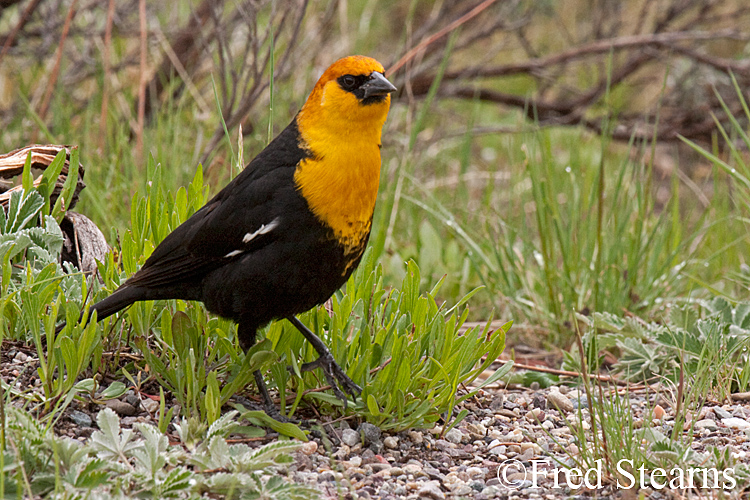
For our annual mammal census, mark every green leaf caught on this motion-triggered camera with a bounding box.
[99,381,128,400]
[90,408,139,459]
[5,190,44,233]
[52,146,80,219]
[236,408,308,442]
[366,394,381,417]
[21,151,33,194]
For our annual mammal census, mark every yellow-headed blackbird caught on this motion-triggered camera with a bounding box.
[67,56,396,413]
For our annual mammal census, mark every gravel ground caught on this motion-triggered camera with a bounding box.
[280,386,750,499]
[5,342,750,499]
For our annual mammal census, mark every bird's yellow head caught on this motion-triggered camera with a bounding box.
[294,56,396,266]
[298,55,396,141]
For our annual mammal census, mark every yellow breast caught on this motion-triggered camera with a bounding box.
[293,138,381,254]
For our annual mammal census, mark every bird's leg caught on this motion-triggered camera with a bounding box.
[287,316,362,408]
[238,322,295,422]
[251,370,297,423]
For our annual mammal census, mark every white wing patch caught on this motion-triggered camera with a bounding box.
[242,218,280,243]
[224,218,280,259]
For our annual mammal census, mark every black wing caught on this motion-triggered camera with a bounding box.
[126,119,309,290]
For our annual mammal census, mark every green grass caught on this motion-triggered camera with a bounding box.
[2,1,750,497]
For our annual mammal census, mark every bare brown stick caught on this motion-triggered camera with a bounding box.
[487,359,635,387]
[663,43,750,74]
[98,0,115,151]
[153,26,210,115]
[387,0,499,77]
[0,0,43,66]
[408,29,748,94]
[142,0,216,122]
[443,85,734,144]
[731,392,750,402]
[136,0,147,160]
[37,0,78,122]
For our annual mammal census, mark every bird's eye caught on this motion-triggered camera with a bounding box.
[341,75,357,90]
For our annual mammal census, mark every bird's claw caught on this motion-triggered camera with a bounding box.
[297,352,362,409]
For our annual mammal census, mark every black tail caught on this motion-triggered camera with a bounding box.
[88,286,145,322]
[55,286,145,333]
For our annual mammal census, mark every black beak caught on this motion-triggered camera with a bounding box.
[362,72,397,99]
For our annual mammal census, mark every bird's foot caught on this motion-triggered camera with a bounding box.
[246,371,300,424]
[299,352,362,408]
[284,316,362,408]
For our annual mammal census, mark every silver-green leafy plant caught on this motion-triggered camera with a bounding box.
[0,406,319,498]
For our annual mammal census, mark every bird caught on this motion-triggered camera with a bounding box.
[61,55,396,416]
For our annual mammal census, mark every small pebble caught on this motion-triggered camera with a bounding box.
[105,400,137,416]
[487,429,503,440]
[68,410,93,427]
[370,462,391,473]
[482,486,501,496]
[403,463,423,475]
[384,436,398,449]
[496,409,516,419]
[417,480,445,500]
[359,422,381,445]
[141,398,159,414]
[435,439,454,451]
[452,484,473,496]
[408,430,423,445]
[300,441,317,455]
[341,428,360,447]
[547,390,574,413]
[467,422,487,439]
[489,396,504,410]
[444,428,463,444]
[123,393,140,409]
[489,447,506,457]
[369,440,384,454]
[333,444,350,460]
[120,416,138,426]
[695,419,718,431]
[360,448,376,463]
[714,407,732,419]
[571,394,590,409]
[722,417,750,430]
[653,404,666,420]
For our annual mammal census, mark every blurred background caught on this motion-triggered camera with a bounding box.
[1,0,749,351]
